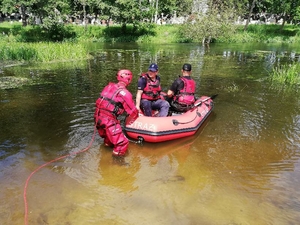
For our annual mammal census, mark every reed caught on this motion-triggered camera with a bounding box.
[36,42,89,62]
[0,41,89,62]
[270,63,300,85]
[224,82,239,92]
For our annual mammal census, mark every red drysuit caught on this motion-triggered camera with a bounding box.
[94,82,138,156]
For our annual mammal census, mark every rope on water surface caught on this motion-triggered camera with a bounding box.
[23,125,97,225]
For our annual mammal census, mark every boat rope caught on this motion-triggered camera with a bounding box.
[172,108,200,126]
[23,125,97,225]
[128,137,144,144]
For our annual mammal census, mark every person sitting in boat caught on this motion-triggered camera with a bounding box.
[166,63,196,112]
[135,63,170,117]
[94,69,139,159]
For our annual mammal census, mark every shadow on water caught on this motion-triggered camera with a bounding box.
[0,43,300,224]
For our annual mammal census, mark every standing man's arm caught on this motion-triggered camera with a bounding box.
[135,90,143,112]
[136,77,146,113]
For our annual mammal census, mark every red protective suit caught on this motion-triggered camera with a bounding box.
[94,82,138,156]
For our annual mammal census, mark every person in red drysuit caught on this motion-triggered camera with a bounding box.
[94,69,138,158]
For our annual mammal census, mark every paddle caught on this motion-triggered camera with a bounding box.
[193,94,218,108]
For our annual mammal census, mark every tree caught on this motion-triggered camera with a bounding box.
[160,0,193,19]
[181,0,241,45]
[244,0,257,31]
[268,0,300,29]
[1,0,35,26]
[252,0,300,28]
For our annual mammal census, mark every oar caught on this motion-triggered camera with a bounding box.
[193,94,218,108]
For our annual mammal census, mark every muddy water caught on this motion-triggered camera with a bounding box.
[0,43,300,225]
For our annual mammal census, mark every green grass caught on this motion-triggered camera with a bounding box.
[218,24,300,43]
[1,22,300,63]
[270,63,300,85]
[136,24,182,43]
[0,41,90,62]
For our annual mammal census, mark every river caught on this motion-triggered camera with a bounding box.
[0,42,300,225]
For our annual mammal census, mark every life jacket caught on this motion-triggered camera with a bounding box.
[175,77,196,105]
[141,73,162,100]
[95,82,125,118]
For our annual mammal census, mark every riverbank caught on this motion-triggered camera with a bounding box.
[1,22,300,44]
[1,23,300,62]
[1,22,299,87]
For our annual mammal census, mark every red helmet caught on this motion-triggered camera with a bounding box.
[117,69,133,86]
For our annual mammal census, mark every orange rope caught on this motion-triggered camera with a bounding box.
[23,125,97,225]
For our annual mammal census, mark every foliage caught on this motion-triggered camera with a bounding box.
[0,22,77,42]
[160,0,193,17]
[263,0,300,21]
[180,1,239,44]
[1,0,300,45]
[269,63,300,85]
[293,6,300,24]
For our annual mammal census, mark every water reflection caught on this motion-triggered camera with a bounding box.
[0,43,300,225]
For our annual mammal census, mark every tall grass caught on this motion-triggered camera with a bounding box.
[0,41,89,62]
[270,63,300,85]
[35,42,89,62]
[220,24,300,43]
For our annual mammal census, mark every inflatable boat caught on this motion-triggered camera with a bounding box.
[124,95,216,143]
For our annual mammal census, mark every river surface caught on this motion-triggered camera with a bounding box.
[1,43,300,225]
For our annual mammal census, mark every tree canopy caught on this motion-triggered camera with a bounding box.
[1,0,300,27]
[1,0,299,44]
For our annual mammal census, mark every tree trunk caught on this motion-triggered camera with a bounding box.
[280,12,287,32]
[83,3,87,31]
[154,0,159,23]
[20,4,27,26]
[121,23,126,34]
[244,0,256,31]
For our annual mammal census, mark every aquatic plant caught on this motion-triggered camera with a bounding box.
[0,76,42,90]
[0,41,89,62]
[270,63,300,85]
[224,82,239,92]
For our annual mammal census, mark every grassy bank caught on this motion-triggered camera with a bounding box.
[0,22,299,86]
[1,22,300,45]
[1,23,299,62]
[55,23,300,44]
[219,24,300,43]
